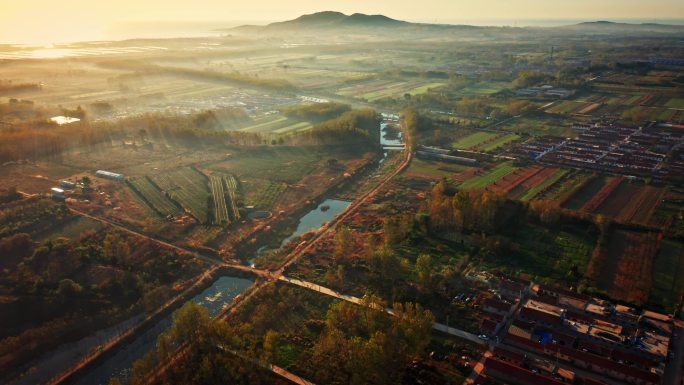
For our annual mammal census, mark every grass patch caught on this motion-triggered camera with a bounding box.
[478,133,520,152]
[406,158,471,179]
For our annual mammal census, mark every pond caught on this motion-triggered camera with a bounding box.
[280,198,351,247]
[248,198,351,267]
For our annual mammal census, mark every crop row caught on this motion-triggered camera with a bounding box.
[127,176,182,217]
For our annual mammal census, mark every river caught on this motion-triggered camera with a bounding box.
[72,276,253,385]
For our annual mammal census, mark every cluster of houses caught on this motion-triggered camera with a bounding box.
[474,277,673,385]
[517,123,683,180]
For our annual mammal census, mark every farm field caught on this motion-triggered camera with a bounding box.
[452,131,520,152]
[151,167,211,224]
[209,175,230,225]
[501,115,573,137]
[455,81,510,95]
[127,176,182,217]
[594,229,661,304]
[237,114,313,135]
[546,100,591,114]
[452,132,497,150]
[336,79,446,101]
[561,176,610,210]
[244,179,288,210]
[666,98,684,109]
[593,182,666,225]
[518,168,569,202]
[458,162,517,190]
[404,158,472,180]
[208,146,330,184]
[493,222,596,283]
[649,239,684,311]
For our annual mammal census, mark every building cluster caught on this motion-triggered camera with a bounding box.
[475,278,673,385]
[516,123,684,180]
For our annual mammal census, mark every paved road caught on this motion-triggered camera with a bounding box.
[279,276,485,345]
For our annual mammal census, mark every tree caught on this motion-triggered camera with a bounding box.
[416,254,433,288]
[262,330,279,363]
[334,226,353,262]
[336,264,346,287]
[57,278,83,298]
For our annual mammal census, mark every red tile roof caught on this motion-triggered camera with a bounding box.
[545,345,661,384]
[484,357,566,385]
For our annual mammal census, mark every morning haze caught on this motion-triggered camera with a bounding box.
[1,2,683,385]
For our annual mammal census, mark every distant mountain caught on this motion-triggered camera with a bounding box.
[227,12,684,37]
[232,11,411,32]
[564,20,684,33]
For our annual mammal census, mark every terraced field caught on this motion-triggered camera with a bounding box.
[127,176,182,216]
[152,167,211,223]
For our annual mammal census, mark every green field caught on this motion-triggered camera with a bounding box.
[491,222,595,283]
[519,169,569,202]
[546,101,589,114]
[406,158,472,179]
[238,115,313,135]
[666,98,684,109]
[128,176,183,216]
[478,133,520,152]
[458,162,517,190]
[457,81,510,95]
[649,240,684,311]
[452,132,497,150]
[152,167,210,223]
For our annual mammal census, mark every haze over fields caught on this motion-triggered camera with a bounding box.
[2,0,684,43]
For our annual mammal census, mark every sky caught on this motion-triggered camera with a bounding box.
[1,0,683,45]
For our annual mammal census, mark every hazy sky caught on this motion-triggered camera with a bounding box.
[2,0,684,44]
